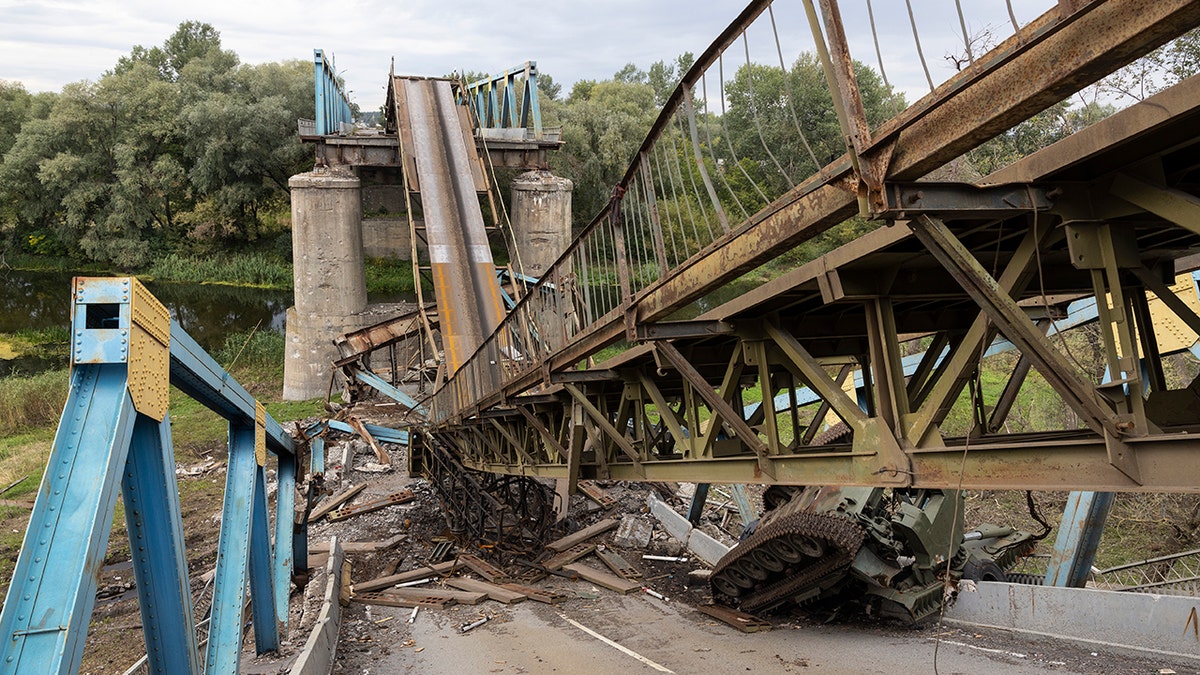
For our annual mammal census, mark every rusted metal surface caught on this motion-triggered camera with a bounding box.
[392,77,506,376]
[399,0,1200,497]
[696,604,771,633]
[458,554,512,584]
[327,490,416,522]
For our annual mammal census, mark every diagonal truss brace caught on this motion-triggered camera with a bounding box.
[909,215,1140,481]
[654,341,775,479]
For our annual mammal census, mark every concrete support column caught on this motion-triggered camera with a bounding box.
[284,169,370,400]
[510,171,573,279]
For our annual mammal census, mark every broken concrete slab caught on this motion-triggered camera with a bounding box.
[613,514,653,549]
[647,494,731,566]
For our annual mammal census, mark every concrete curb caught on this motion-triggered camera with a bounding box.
[647,494,731,566]
[945,581,1200,662]
[292,536,345,674]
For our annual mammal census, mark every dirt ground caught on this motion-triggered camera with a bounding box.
[281,405,1197,675]
[5,397,1196,674]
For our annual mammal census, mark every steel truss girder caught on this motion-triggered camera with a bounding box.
[908,215,1142,483]
[0,278,303,675]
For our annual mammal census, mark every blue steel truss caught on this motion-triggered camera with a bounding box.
[0,278,308,674]
[314,48,354,136]
[465,61,544,140]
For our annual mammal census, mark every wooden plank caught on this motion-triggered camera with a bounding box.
[498,583,568,605]
[309,483,366,521]
[545,518,618,552]
[544,543,596,571]
[339,561,353,606]
[562,563,641,595]
[353,591,452,610]
[379,587,487,605]
[446,578,527,604]
[458,554,512,584]
[578,481,617,509]
[595,548,642,581]
[309,533,406,554]
[352,560,459,594]
[345,415,390,464]
[327,490,415,522]
[696,604,772,632]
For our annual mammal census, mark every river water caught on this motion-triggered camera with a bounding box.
[1,268,415,375]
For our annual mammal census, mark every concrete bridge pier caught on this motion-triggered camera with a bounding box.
[283,169,373,400]
[510,171,573,279]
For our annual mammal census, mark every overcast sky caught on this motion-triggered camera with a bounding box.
[2,0,1055,110]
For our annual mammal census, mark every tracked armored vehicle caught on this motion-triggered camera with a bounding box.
[711,486,1036,622]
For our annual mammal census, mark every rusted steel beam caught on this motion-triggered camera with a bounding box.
[903,223,1049,445]
[909,215,1124,440]
[655,341,775,478]
[563,384,644,474]
[881,0,1200,181]
[762,321,866,429]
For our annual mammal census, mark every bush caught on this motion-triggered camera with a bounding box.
[0,369,68,435]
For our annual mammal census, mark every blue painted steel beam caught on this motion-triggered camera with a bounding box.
[351,370,425,414]
[206,424,258,674]
[316,419,410,445]
[123,412,201,673]
[466,62,543,139]
[169,320,294,456]
[274,454,297,629]
[0,364,136,674]
[1045,491,1116,587]
[248,466,279,653]
[313,49,354,136]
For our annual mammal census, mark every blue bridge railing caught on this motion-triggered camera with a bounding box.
[465,61,544,141]
[314,48,354,136]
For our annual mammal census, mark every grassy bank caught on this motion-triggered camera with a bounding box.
[9,252,422,295]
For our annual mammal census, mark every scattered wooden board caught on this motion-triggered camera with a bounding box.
[595,548,642,581]
[546,518,618,552]
[309,484,366,522]
[459,554,512,584]
[327,490,415,522]
[499,583,568,605]
[696,604,772,632]
[352,560,459,594]
[307,553,330,569]
[353,591,453,610]
[379,587,487,606]
[346,415,390,464]
[578,481,617,509]
[310,533,406,554]
[544,543,595,570]
[446,578,527,604]
[562,562,641,595]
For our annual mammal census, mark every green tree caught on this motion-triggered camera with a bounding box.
[722,53,903,212]
[0,21,313,265]
[551,75,658,224]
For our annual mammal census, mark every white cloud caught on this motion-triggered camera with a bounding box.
[0,0,1060,112]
